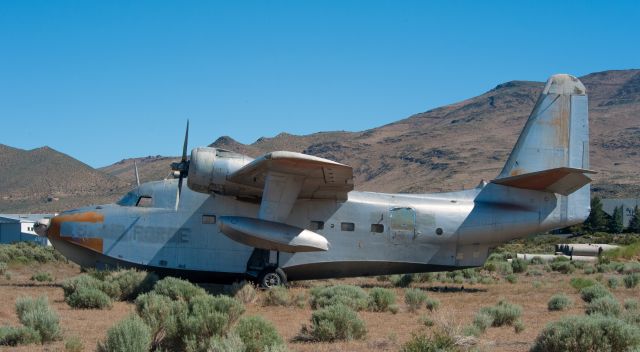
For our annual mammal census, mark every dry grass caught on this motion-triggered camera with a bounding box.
[1,262,639,351]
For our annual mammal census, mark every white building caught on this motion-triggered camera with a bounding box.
[0,214,53,246]
[602,199,640,228]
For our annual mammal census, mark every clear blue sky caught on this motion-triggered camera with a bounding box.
[1,1,638,167]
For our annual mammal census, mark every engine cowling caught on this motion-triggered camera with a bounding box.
[187,147,254,195]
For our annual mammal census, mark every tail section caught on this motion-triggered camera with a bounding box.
[498,74,589,178]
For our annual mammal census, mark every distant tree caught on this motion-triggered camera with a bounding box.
[584,197,607,233]
[608,205,624,234]
[628,205,640,234]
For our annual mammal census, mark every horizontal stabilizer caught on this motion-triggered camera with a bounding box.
[491,167,596,196]
[219,216,329,253]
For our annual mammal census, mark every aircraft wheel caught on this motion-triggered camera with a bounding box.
[258,267,287,289]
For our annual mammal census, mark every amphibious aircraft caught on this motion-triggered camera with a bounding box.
[36,74,593,288]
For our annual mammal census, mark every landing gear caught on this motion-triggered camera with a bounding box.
[258,266,287,289]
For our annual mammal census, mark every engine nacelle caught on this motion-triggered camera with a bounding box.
[187,147,254,195]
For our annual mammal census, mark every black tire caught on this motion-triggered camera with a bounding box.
[258,266,287,289]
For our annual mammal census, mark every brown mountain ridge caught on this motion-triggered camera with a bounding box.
[2,69,639,213]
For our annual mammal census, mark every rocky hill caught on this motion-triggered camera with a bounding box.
[2,69,639,213]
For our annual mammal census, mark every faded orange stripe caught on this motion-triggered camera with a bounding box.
[48,212,105,253]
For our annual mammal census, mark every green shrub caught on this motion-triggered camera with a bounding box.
[404,288,427,313]
[66,287,112,309]
[30,272,53,282]
[400,329,458,352]
[419,315,434,327]
[235,316,284,352]
[505,274,518,284]
[309,285,368,311]
[531,315,640,352]
[580,284,612,303]
[472,311,494,333]
[550,261,574,274]
[425,297,440,311]
[203,332,245,352]
[479,300,522,327]
[570,277,595,290]
[15,296,61,342]
[0,242,65,264]
[584,266,596,274]
[622,262,640,274]
[0,326,41,346]
[548,293,572,311]
[484,261,513,275]
[514,319,525,333]
[65,336,84,352]
[97,315,151,352]
[511,258,528,273]
[607,276,619,289]
[0,262,7,275]
[586,296,622,317]
[230,281,258,304]
[624,299,639,311]
[263,286,290,306]
[105,269,158,301]
[293,292,306,309]
[368,288,396,312]
[624,273,640,289]
[152,277,207,302]
[61,273,120,300]
[304,304,366,341]
[530,256,544,265]
[391,274,414,288]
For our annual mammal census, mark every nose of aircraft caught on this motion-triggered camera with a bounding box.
[34,218,51,237]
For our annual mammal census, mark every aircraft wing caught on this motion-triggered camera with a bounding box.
[491,167,596,196]
[227,151,354,222]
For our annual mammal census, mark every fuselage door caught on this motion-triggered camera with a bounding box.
[389,207,416,243]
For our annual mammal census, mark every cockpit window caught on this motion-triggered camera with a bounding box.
[117,192,138,206]
[136,196,153,207]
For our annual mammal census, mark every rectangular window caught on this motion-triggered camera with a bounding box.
[136,196,153,207]
[309,221,324,231]
[202,215,217,224]
[370,224,384,233]
[341,222,355,231]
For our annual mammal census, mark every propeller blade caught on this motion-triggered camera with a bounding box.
[181,120,189,162]
[175,173,184,211]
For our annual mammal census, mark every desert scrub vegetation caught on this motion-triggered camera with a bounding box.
[404,288,428,313]
[531,315,640,352]
[0,261,7,275]
[65,336,84,352]
[300,303,366,342]
[97,314,152,352]
[579,283,612,302]
[569,277,595,290]
[309,285,368,311]
[624,272,640,288]
[262,286,290,306]
[230,281,258,304]
[368,287,396,312]
[30,271,53,282]
[510,258,528,273]
[66,287,112,309]
[0,296,61,346]
[400,329,462,352]
[425,297,440,311]
[585,296,622,317]
[549,257,575,274]
[607,276,619,289]
[547,293,572,311]
[0,242,65,264]
[235,316,285,352]
[478,300,522,327]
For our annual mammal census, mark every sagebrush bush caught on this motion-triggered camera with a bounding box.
[580,284,612,303]
[0,262,7,275]
[400,330,458,352]
[484,261,513,275]
[304,304,366,341]
[547,293,572,311]
[479,300,522,327]
[368,288,396,312]
[235,316,284,352]
[263,286,290,306]
[65,336,83,352]
[586,296,621,317]
[0,242,65,264]
[97,314,151,352]
[30,272,53,282]
[105,269,158,301]
[607,276,619,289]
[472,311,494,333]
[425,297,440,311]
[309,285,368,311]
[16,296,61,343]
[391,274,414,288]
[569,277,595,290]
[152,276,207,302]
[625,299,639,311]
[204,332,245,352]
[530,256,544,265]
[514,319,525,333]
[66,287,112,309]
[550,261,574,274]
[624,273,640,289]
[505,274,518,284]
[511,258,528,273]
[61,273,120,301]
[531,315,640,352]
[0,326,41,346]
[230,281,258,304]
[404,288,427,313]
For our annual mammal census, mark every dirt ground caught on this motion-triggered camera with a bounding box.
[0,262,638,352]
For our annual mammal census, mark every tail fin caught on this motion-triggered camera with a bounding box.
[498,74,589,179]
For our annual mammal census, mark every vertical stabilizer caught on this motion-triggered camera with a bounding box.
[498,74,588,178]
